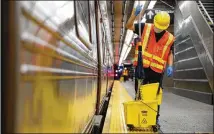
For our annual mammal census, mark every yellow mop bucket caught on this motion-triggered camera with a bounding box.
[140,83,163,105]
[123,100,158,128]
[123,83,161,128]
[140,83,159,101]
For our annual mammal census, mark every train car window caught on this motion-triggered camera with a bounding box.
[75,1,93,51]
[89,1,97,60]
[77,1,89,30]
[52,2,76,35]
[23,1,91,64]
[102,28,106,65]
[102,25,109,66]
[42,2,86,62]
[98,17,103,64]
[34,1,58,19]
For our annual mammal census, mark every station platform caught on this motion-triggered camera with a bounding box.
[103,80,213,133]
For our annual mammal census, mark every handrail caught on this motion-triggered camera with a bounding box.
[198,1,213,25]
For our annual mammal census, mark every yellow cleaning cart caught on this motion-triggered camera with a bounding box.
[123,83,163,132]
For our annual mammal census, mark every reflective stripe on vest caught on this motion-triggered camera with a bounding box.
[161,34,174,58]
[133,42,142,66]
[150,62,164,70]
[143,59,164,70]
[133,24,152,66]
[143,51,153,58]
[141,23,152,67]
[143,59,150,65]
[136,51,152,58]
[135,50,138,54]
[142,24,152,50]
[152,55,165,64]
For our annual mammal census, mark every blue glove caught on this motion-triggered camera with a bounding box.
[134,5,143,16]
[167,66,173,77]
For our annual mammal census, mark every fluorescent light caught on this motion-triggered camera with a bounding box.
[119,44,132,65]
[123,45,132,61]
[119,39,132,65]
[119,31,134,65]
[120,44,128,63]
[148,1,157,9]
[124,30,133,44]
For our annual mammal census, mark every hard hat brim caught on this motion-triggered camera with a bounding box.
[154,21,169,30]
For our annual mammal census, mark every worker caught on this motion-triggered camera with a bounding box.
[125,68,129,81]
[123,68,128,82]
[126,5,175,128]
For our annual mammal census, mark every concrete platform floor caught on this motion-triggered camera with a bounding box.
[121,80,213,133]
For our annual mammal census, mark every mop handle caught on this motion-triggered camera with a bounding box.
[157,70,165,95]
[138,0,141,40]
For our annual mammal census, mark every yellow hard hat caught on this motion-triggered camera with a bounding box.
[154,11,170,30]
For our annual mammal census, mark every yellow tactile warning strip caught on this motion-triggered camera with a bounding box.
[103,81,132,133]
[103,81,157,133]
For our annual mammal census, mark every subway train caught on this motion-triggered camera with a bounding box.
[3,1,115,133]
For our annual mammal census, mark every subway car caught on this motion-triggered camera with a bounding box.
[3,1,114,133]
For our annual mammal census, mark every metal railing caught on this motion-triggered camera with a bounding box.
[198,1,213,25]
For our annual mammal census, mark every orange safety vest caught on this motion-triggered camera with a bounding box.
[123,70,128,76]
[133,23,174,73]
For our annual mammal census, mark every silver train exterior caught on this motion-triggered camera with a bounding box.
[4,1,114,133]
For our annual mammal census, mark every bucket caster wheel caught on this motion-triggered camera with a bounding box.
[152,126,158,132]
[127,124,134,131]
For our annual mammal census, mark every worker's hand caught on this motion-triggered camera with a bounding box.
[167,66,173,77]
[134,5,142,16]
